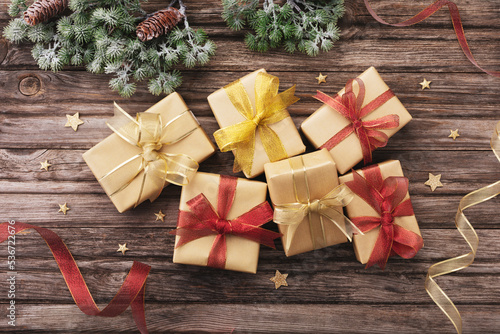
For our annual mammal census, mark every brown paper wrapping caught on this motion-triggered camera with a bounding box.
[173,172,268,273]
[301,67,412,175]
[264,149,347,256]
[83,92,216,213]
[338,160,421,264]
[207,69,306,178]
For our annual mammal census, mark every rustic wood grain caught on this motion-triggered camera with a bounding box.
[0,0,499,332]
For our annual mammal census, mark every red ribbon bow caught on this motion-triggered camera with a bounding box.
[0,222,150,333]
[171,175,281,269]
[344,165,424,269]
[313,78,399,164]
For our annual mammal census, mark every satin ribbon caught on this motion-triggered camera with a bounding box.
[213,72,300,176]
[313,78,399,164]
[344,165,424,269]
[170,175,281,269]
[425,121,500,334]
[273,155,362,251]
[100,103,199,208]
[364,0,500,77]
[0,222,150,333]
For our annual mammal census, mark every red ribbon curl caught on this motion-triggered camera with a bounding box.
[313,78,399,164]
[0,221,150,333]
[171,175,281,270]
[344,165,423,269]
[364,0,500,77]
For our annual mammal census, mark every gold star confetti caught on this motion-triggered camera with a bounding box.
[117,243,130,255]
[58,202,70,215]
[40,160,52,171]
[315,73,327,84]
[154,210,166,222]
[419,78,431,90]
[424,173,443,192]
[270,270,288,289]
[448,129,460,140]
[65,112,84,131]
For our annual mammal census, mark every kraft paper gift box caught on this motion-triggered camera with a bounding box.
[172,172,279,273]
[264,149,351,257]
[339,160,423,268]
[301,67,412,175]
[207,69,306,179]
[83,92,215,213]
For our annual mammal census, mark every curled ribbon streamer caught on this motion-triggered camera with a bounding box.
[0,222,150,334]
[214,72,300,176]
[273,155,362,251]
[313,78,399,164]
[345,165,424,269]
[364,0,500,77]
[100,103,199,208]
[170,175,281,269]
[425,121,500,334]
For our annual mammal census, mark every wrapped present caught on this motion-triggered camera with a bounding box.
[301,67,412,175]
[264,149,360,257]
[208,69,306,178]
[339,160,423,269]
[170,172,281,273]
[83,93,216,213]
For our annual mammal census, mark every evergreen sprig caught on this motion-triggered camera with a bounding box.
[222,0,344,56]
[3,0,216,97]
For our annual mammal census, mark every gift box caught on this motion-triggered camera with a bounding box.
[171,172,281,273]
[301,67,412,175]
[339,160,423,269]
[208,69,306,178]
[265,149,356,257]
[83,93,216,213]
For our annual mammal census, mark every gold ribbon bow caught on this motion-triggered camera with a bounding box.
[214,72,299,176]
[425,121,500,334]
[273,155,362,251]
[99,103,199,208]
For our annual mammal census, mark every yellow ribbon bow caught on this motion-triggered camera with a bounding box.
[213,72,300,176]
[99,103,199,208]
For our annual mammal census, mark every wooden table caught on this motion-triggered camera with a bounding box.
[0,0,499,332]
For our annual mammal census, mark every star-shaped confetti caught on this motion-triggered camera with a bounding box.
[424,173,443,191]
[40,160,52,171]
[58,202,70,214]
[117,243,130,255]
[154,210,166,222]
[448,129,460,140]
[270,270,288,289]
[419,78,431,90]
[315,73,327,84]
[65,112,84,131]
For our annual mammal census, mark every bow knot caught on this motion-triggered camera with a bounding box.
[215,219,233,235]
[308,199,320,214]
[251,113,263,127]
[352,118,363,130]
[381,211,394,226]
[142,143,163,162]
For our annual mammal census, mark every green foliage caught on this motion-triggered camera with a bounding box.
[222,0,344,56]
[3,0,216,97]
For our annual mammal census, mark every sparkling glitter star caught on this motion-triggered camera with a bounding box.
[424,173,443,192]
[270,270,288,289]
[40,160,52,171]
[419,78,431,90]
[117,243,130,255]
[154,210,166,222]
[315,73,327,84]
[449,129,460,140]
[65,112,84,131]
[58,202,70,214]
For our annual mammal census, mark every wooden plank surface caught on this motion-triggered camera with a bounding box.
[0,0,499,333]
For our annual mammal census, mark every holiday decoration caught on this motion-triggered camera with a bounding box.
[58,202,69,214]
[221,0,344,56]
[270,270,288,289]
[265,149,359,256]
[0,221,151,334]
[208,69,305,178]
[301,67,412,175]
[419,78,432,90]
[315,73,327,84]
[171,173,281,273]
[65,112,84,131]
[3,0,216,97]
[154,210,165,222]
[117,243,130,255]
[425,173,443,192]
[339,160,423,269]
[40,159,51,171]
[83,93,215,213]
[449,129,460,140]
[425,121,500,334]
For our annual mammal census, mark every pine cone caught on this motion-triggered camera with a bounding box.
[136,7,185,42]
[24,0,68,26]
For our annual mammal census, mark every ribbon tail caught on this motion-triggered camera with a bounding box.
[392,224,424,259]
[131,283,148,334]
[259,125,289,163]
[207,234,227,269]
[366,225,393,270]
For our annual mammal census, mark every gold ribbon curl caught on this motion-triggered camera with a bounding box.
[99,103,199,208]
[425,121,500,334]
[273,155,362,251]
[213,72,299,176]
